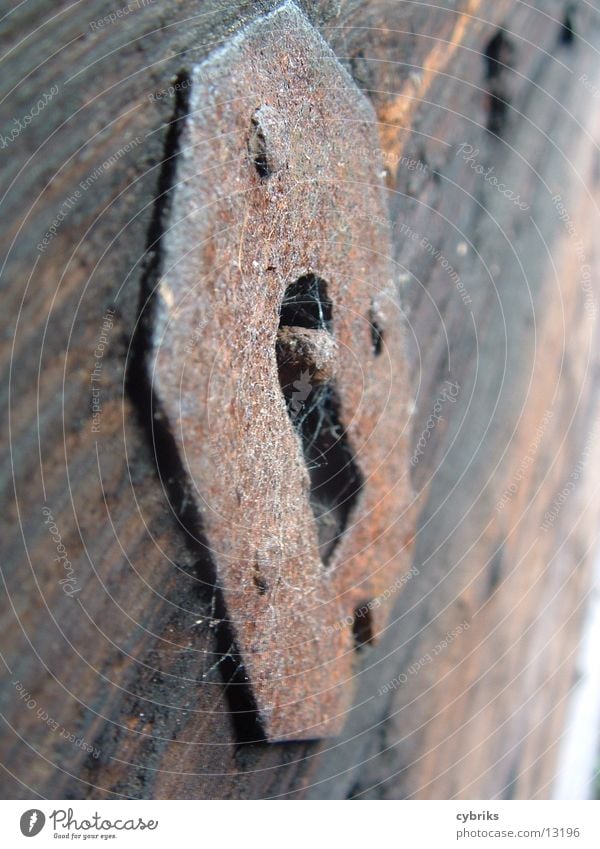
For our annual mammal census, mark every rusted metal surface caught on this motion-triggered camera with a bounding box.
[149,1,413,740]
[276,326,337,386]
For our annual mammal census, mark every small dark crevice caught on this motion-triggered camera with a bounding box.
[559,6,576,46]
[298,385,364,564]
[487,543,504,597]
[352,603,375,650]
[502,751,522,800]
[126,71,265,745]
[127,69,200,543]
[369,306,384,356]
[212,595,266,744]
[348,51,377,97]
[277,276,363,565]
[346,776,365,799]
[484,30,510,80]
[252,559,268,596]
[248,112,271,179]
[483,30,515,136]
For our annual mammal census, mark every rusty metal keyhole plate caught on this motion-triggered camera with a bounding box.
[150,1,413,740]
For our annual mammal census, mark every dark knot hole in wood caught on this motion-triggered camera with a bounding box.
[352,600,375,650]
[276,274,364,565]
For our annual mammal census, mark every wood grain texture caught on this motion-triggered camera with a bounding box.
[1,0,600,799]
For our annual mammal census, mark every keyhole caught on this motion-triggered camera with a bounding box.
[276,274,364,565]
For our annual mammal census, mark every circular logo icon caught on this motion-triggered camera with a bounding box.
[19,810,45,837]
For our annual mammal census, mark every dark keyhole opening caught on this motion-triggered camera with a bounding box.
[276,274,363,565]
[279,274,333,330]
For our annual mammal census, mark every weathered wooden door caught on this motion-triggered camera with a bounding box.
[1,0,600,799]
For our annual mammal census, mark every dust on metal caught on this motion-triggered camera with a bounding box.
[150,1,414,741]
